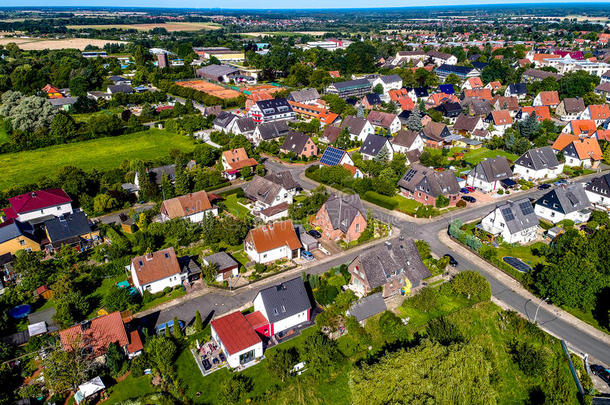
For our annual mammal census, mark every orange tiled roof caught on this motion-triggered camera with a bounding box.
[572,138,603,160]
[569,120,597,136]
[288,100,339,125]
[161,190,212,219]
[536,91,560,106]
[464,88,492,101]
[552,133,579,151]
[223,148,258,171]
[521,106,551,121]
[131,248,181,286]
[466,77,484,88]
[245,219,301,253]
[533,53,559,62]
[59,311,129,357]
[491,110,513,125]
[588,104,610,121]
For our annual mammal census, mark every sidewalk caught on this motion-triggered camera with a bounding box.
[438,229,610,347]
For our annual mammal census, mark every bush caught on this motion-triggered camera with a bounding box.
[510,340,547,376]
[406,287,439,311]
[435,195,450,208]
[456,200,467,208]
[426,317,464,345]
[450,271,491,302]
[103,287,134,312]
[378,311,408,342]
[130,354,148,377]
[362,191,398,210]
[497,189,504,195]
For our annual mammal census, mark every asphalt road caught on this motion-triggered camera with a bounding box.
[143,159,610,364]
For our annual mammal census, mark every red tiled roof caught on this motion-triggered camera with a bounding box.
[126,330,143,354]
[211,311,261,355]
[588,104,610,121]
[131,248,181,286]
[59,311,129,357]
[7,188,71,215]
[536,91,560,106]
[569,120,597,136]
[491,110,513,125]
[245,219,302,253]
[521,106,551,121]
[245,311,269,329]
[464,88,492,101]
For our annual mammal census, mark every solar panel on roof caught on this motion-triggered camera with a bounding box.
[519,201,534,215]
[320,147,345,166]
[501,208,515,221]
[402,169,417,182]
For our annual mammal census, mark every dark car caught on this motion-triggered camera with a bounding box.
[308,229,322,239]
[443,254,458,267]
[202,359,212,371]
[554,179,568,186]
[462,196,476,203]
[537,183,551,190]
[460,187,470,194]
[591,365,610,386]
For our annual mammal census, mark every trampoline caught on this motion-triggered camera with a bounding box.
[9,304,32,319]
[117,281,130,288]
[503,256,531,273]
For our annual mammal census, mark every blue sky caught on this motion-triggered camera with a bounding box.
[6,1,610,9]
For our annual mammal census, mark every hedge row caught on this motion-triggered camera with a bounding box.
[362,191,398,210]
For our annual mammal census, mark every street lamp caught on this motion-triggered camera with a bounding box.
[533,297,548,324]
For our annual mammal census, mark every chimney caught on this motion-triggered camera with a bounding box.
[145,253,153,261]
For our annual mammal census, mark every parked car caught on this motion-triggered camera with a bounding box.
[462,196,476,203]
[591,364,610,386]
[308,229,322,239]
[554,179,568,186]
[443,254,458,267]
[301,251,314,261]
[537,183,551,190]
[460,188,470,194]
[466,186,475,192]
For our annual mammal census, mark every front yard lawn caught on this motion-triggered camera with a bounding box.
[495,241,548,269]
[449,147,518,166]
[104,374,155,404]
[222,194,252,219]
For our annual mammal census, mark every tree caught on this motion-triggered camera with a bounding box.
[335,127,352,149]
[444,73,461,87]
[146,336,177,375]
[105,341,125,376]
[519,111,539,140]
[43,339,97,394]
[373,83,384,94]
[160,172,175,200]
[137,168,157,201]
[374,146,390,163]
[194,310,203,333]
[405,107,423,132]
[49,112,77,144]
[450,271,491,302]
[301,331,341,375]
[435,194,450,208]
[426,317,463,345]
[103,287,134,313]
[220,374,253,404]
[559,70,600,99]
[174,164,190,196]
[93,193,119,215]
[173,316,183,339]
[378,311,408,342]
[266,347,299,382]
[201,262,219,283]
[6,95,56,134]
[350,340,497,405]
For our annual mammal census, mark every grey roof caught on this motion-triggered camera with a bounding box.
[561,98,586,114]
[49,97,78,107]
[255,98,293,117]
[148,164,175,186]
[243,176,284,206]
[196,64,240,78]
[0,220,36,244]
[256,277,311,323]
[523,69,562,81]
[44,211,92,244]
[470,156,513,183]
[280,131,311,154]
[204,252,238,272]
[257,120,291,140]
[234,116,256,133]
[461,98,493,116]
[453,114,481,132]
[347,292,387,322]
[515,147,559,171]
[265,171,300,191]
[324,194,366,233]
[178,255,201,276]
[536,183,590,214]
[427,50,453,60]
[288,88,320,103]
[585,173,610,197]
[379,74,402,84]
[356,239,431,289]
[494,198,539,234]
[341,115,368,135]
[213,111,237,129]
[107,84,133,94]
[398,163,460,197]
[391,129,420,148]
[332,78,371,90]
[359,133,389,157]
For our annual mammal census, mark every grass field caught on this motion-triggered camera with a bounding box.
[0,128,196,190]
[449,147,519,166]
[0,38,127,50]
[0,124,9,144]
[67,22,221,32]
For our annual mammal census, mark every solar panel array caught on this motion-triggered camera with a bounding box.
[519,201,534,215]
[501,208,515,221]
[402,169,417,183]
[503,256,532,273]
[320,147,345,166]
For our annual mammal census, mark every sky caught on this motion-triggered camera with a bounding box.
[5,0,610,9]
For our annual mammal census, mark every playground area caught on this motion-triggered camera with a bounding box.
[175,80,241,99]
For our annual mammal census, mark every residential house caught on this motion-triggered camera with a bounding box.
[252,277,311,336]
[388,88,415,111]
[161,190,218,223]
[533,91,560,108]
[394,50,427,65]
[203,252,239,282]
[346,293,387,325]
[342,163,365,179]
[287,88,320,104]
[213,111,239,132]
[464,88,493,101]
[360,93,382,110]
[210,311,263,368]
[134,165,175,193]
[485,110,513,136]
[461,77,484,90]
[2,188,73,225]
[130,248,185,294]
[366,110,401,134]
[427,51,458,66]
[466,156,514,193]
[562,119,598,137]
[390,129,424,155]
[42,84,63,99]
[535,184,591,224]
[348,239,431,298]
[504,83,527,99]
[243,175,293,212]
[492,96,520,115]
[288,101,340,126]
[594,82,610,103]
[258,203,290,223]
[312,194,367,243]
[405,87,430,103]
[319,146,354,167]
[485,81,502,92]
[320,125,342,144]
[585,173,610,209]
[480,199,539,244]
[342,116,375,141]
[422,121,451,147]
[49,97,78,111]
[325,79,372,99]
[580,104,610,125]
[426,92,459,108]
[43,211,99,252]
[244,220,302,263]
[265,171,301,196]
[461,97,493,117]
[436,65,479,80]
[359,134,394,161]
[0,220,39,256]
[106,84,133,95]
[398,163,461,205]
[221,148,258,180]
[251,121,291,145]
[557,137,602,168]
[452,114,485,136]
[248,98,295,124]
[246,92,273,110]
[231,117,257,137]
[513,146,564,180]
[59,311,140,360]
[516,106,552,122]
[522,69,562,83]
[280,131,318,158]
[370,74,403,94]
[556,98,586,121]
[434,102,462,122]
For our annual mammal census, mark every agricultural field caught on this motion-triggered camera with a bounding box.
[0,128,196,190]
[0,38,127,50]
[66,22,222,32]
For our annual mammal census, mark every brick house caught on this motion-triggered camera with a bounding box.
[312,194,367,243]
[279,131,318,158]
[398,163,461,205]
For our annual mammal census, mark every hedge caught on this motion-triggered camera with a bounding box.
[362,191,398,210]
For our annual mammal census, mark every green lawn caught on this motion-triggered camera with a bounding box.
[0,128,196,190]
[397,288,475,330]
[85,275,126,319]
[496,241,548,269]
[140,288,186,312]
[450,147,518,166]
[222,194,252,219]
[104,374,155,404]
[71,107,124,123]
[0,123,9,144]
[393,194,423,214]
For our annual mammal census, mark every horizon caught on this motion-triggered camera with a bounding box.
[3,1,610,10]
